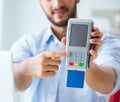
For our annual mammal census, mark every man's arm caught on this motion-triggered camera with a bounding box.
[84,27,116,94]
[14,51,70,91]
[85,62,116,94]
[13,62,32,91]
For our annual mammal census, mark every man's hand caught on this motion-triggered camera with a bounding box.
[89,26,103,60]
[61,26,103,61]
[22,51,70,78]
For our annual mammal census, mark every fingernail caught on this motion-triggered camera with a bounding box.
[90,50,94,55]
[92,51,94,54]
[66,52,70,56]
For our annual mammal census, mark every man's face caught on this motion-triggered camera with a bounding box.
[40,0,79,27]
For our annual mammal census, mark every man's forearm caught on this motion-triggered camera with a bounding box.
[85,62,116,94]
[14,63,32,91]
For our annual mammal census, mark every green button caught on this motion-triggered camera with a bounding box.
[78,63,84,67]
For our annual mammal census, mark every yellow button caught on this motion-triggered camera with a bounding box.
[74,63,78,66]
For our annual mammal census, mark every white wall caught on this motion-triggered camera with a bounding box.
[2,0,48,50]
[1,0,120,50]
[0,0,3,50]
[77,0,120,18]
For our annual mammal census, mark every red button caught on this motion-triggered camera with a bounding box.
[69,62,74,66]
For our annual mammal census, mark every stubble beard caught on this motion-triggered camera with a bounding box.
[45,4,77,27]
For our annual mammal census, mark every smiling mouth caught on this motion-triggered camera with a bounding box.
[52,7,68,16]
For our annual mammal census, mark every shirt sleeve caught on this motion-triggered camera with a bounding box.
[10,34,35,63]
[94,34,120,96]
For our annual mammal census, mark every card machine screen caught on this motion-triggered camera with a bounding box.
[69,24,88,47]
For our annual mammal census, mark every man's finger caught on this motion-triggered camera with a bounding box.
[44,65,59,71]
[41,71,56,78]
[90,38,102,45]
[91,31,103,38]
[41,50,70,58]
[45,58,61,65]
[61,37,66,45]
[93,26,99,31]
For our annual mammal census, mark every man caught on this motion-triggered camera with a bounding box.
[11,0,120,102]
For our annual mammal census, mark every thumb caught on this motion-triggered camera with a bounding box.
[61,37,66,45]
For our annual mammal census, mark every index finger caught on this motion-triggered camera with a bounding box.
[41,50,70,58]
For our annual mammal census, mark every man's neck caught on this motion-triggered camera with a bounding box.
[51,24,67,41]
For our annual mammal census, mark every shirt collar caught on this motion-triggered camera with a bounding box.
[45,26,53,42]
[45,26,65,48]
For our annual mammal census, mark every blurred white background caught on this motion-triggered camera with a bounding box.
[0,0,120,102]
[0,0,120,50]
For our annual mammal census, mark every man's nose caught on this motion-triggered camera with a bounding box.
[52,0,64,8]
